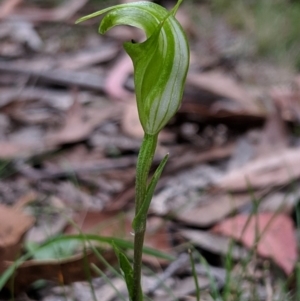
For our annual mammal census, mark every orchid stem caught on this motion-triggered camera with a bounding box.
[133,133,158,301]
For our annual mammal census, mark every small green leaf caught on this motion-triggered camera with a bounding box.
[113,245,136,301]
[132,154,169,232]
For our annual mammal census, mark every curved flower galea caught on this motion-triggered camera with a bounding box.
[76,0,189,135]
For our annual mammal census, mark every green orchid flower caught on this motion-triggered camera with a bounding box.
[76,0,189,135]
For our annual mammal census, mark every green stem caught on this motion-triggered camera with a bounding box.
[133,133,158,301]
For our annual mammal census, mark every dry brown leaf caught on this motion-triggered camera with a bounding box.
[217,147,300,191]
[66,211,171,264]
[92,278,126,301]
[66,211,130,237]
[186,71,259,113]
[41,145,105,174]
[5,250,117,292]
[166,144,235,174]
[59,45,119,70]
[46,100,120,146]
[121,98,144,139]
[46,99,92,145]
[12,0,88,22]
[0,141,33,159]
[180,229,249,260]
[0,61,106,91]
[3,100,59,125]
[0,0,22,19]
[0,204,34,273]
[107,185,136,211]
[212,213,297,274]
[3,198,116,291]
[172,276,211,297]
[25,196,70,244]
[269,75,300,122]
[144,217,171,253]
[105,53,133,100]
[0,87,95,110]
[175,193,260,227]
[259,190,300,214]
[12,191,37,211]
[179,101,264,129]
[256,107,289,157]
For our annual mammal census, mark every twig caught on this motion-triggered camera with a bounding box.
[15,157,138,180]
[147,253,190,295]
[11,0,88,22]
[0,62,105,91]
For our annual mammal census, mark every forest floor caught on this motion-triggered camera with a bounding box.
[0,0,300,300]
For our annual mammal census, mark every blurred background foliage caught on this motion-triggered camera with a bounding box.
[185,0,300,70]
